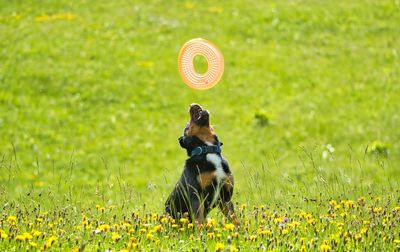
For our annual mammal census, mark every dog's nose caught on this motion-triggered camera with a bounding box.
[189,103,202,111]
[201,110,209,117]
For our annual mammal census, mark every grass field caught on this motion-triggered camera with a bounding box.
[1,0,400,250]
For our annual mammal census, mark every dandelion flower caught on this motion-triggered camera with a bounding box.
[250,235,257,241]
[180,217,189,224]
[207,218,216,228]
[153,224,163,233]
[146,233,154,240]
[161,217,169,224]
[320,241,331,252]
[224,223,235,231]
[0,230,8,239]
[7,215,17,225]
[230,245,239,252]
[45,235,57,248]
[215,242,225,251]
[111,232,121,242]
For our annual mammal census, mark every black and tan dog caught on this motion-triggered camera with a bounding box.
[165,104,236,223]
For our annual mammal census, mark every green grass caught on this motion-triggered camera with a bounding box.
[0,0,400,250]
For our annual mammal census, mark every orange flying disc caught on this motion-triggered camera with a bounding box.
[178,38,224,90]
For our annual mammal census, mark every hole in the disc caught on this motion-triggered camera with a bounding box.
[193,55,208,74]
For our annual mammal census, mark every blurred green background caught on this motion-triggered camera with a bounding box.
[0,0,399,211]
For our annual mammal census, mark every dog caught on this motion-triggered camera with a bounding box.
[165,103,236,224]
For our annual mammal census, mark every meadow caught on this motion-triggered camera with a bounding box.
[0,0,399,250]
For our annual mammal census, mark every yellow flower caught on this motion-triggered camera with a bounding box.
[0,230,8,239]
[15,232,32,242]
[146,233,154,240]
[258,229,272,236]
[329,200,337,206]
[250,235,257,241]
[394,239,400,244]
[153,224,163,233]
[359,227,368,235]
[97,224,110,233]
[16,234,26,241]
[171,224,178,229]
[24,232,32,240]
[232,232,239,238]
[300,245,307,252]
[7,215,17,225]
[161,217,169,224]
[45,235,57,248]
[207,232,215,239]
[307,218,316,225]
[188,223,194,229]
[290,221,301,228]
[273,217,283,224]
[122,222,131,229]
[240,204,247,210]
[128,241,138,249]
[281,228,289,235]
[82,215,88,226]
[180,218,189,224]
[224,223,235,231]
[372,207,382,214]
[215,242,225,251]
[320,241,331,252]
[357,197,365,204]
[120,250,129,252]
[189,234,194,241]
[207,218,217,228]
[29,242,37,247]
[230,245,239,252]
[344,200,356,209]
[111,232,121,241]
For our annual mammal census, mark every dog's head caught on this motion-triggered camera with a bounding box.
[179,103,222,156]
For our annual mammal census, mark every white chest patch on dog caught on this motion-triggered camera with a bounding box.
[205,141,227,206]
[206,153,226,182]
